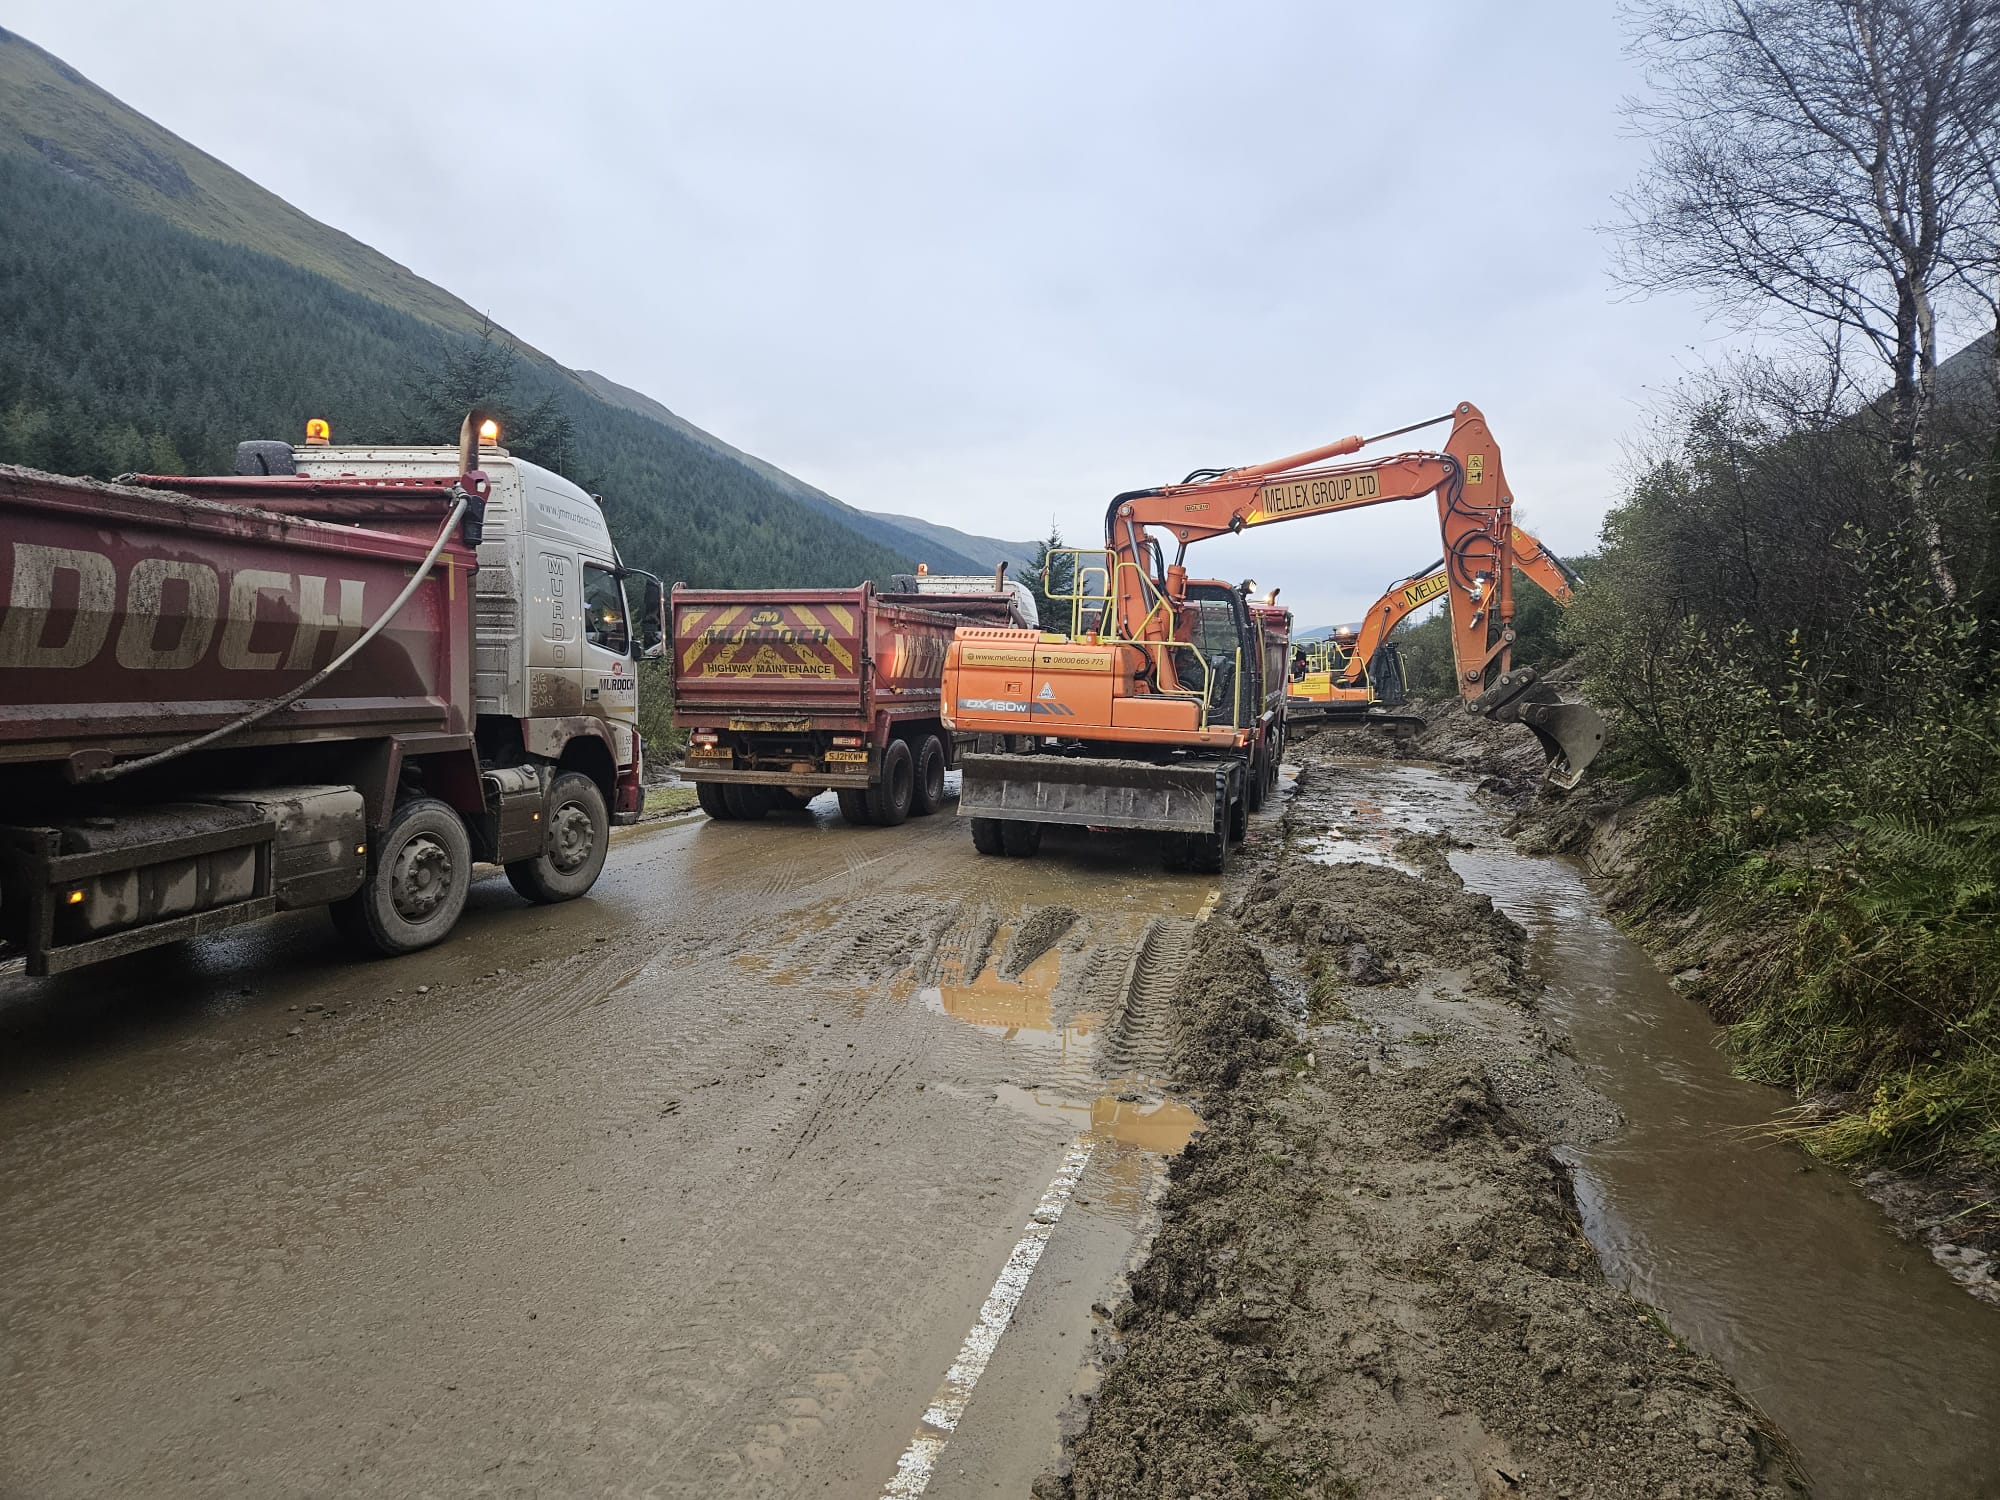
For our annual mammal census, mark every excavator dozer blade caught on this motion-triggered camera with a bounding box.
[957,751,1233,836]
[1469,669,1606,792]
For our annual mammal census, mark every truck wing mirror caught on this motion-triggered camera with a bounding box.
[634,571,667,657]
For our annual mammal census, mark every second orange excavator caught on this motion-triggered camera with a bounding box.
[938,402,1605,871]
[1289,524,1582,725]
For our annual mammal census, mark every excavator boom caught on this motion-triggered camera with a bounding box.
[1287,522,1597,770]
[941,402,1605,871]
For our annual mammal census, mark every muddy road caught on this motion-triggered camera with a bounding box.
[12,754,2000,1498]
[0,795,1219,1499]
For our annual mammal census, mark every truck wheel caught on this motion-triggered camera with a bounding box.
[724,785,772,820]
[1000,820,1043,857]
[971,817,1007,855]
[506,772,610,904]
[1229,790,1249,842]
[331,797,472,956]
[866,739,915,826]
[1247,746,1268,812]
[696,782,734,820]
[910,735,947,816]
[837,788,874,825]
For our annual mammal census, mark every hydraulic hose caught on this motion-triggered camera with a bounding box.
[79,486,473,785]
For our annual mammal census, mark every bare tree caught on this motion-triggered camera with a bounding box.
[1615,0,2000,597]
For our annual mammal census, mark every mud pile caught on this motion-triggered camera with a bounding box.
[1042,747,1805,1499]
[1233,834,1523,999]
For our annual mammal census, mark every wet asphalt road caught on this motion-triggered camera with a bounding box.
[0,790,1223,1499]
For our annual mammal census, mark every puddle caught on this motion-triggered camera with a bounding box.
[930,928,1207,1218]
[1301,830,1418,872]
[1317,760,2000,1500]
[994,1083,1203,1218]
[1299,783,1440,871]
[1088,1094,1203,1154]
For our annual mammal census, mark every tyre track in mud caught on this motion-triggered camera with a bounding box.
[0,803,1224,1499]
[1095,919,1194,1078]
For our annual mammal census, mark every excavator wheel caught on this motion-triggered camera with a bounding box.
[837,788,874,825]
[970,817,1007,855]
[1163,831,1228,875]
[1229,793,1248,843]
[696,782,734,821]
[1247,747,1267,812]
[910,735,947,817]
[1000,820,1043,858]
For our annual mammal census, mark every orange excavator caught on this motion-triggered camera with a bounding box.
[1289,523,1581,725]
[938,402,1605,871]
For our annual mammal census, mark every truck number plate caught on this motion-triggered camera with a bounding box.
[687,747,732,759]
[826,749,869,763]
[730,717,810,733]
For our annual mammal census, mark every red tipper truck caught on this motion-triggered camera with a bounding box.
[671,570,1033,827]
[0,417,663,976]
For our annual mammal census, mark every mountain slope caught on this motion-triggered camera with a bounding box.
[0,25,491,339]
[855,510,1036,574]
[0,25,953,591]
[577,370,1033,575]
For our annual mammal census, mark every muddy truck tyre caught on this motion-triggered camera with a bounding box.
[866,739,915,826]
[331,797,473,956]
[696,782,734,820]
[724,785,773,821]
[1247,746,1268,812]
[910,734,947,817]
[837,788,873,825]
[505,772,610,904]
[970,816,1006,855]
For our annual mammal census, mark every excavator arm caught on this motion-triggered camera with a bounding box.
[1102,403,1601,786]
[1104,403,1517,700]
[1336,524,1579,688]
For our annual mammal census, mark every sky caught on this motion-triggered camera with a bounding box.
[14,0,1739,626]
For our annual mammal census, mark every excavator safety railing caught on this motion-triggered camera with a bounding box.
[1049,549,1242,731]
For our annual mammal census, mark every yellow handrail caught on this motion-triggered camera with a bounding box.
[1045,547,1222,728]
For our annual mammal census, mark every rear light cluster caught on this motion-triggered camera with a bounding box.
[831,735,863,748]
[692,730,718,746]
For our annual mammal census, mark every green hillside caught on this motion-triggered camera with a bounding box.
[0,25,491,338]
[0,25,1011,587]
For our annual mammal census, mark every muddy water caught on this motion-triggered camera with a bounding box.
[0,793,1222,1500]
[1317,760,2000,1500]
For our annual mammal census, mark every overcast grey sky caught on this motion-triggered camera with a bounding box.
[19,0,1734,625]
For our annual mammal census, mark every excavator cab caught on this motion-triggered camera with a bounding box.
[1177,583,1259,729]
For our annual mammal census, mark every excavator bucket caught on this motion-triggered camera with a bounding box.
[1468,669,1606,792]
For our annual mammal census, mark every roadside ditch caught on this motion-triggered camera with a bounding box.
[1036,739,1809,1500]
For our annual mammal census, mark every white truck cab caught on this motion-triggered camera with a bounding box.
[290,439,662,822]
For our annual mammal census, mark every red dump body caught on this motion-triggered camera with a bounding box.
[670,582,1017,791]
[0,466,473,768]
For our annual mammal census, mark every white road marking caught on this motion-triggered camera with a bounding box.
[880,1138,1097,1498]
